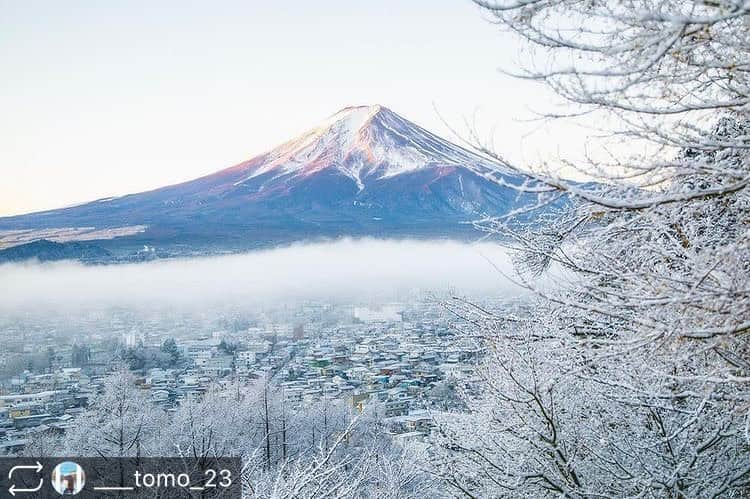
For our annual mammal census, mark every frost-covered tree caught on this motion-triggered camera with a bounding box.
[248,418,438,499]
[60,369,167,458]
[434,309,749,496]
[159,383,260,461]
[436,1,750,497]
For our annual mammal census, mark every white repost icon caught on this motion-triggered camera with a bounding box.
[7,461,44,496]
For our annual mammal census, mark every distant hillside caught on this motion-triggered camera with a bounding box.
[0,239,112,263]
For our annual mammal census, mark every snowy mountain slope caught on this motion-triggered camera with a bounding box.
[0,105,541,254]
[234,105,504,190]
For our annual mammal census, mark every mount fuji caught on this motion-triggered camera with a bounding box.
[0,105,540,259]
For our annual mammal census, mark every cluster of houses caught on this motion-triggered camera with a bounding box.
[279,322,478,431]
[0,299,489,453]
[0,368,91,454]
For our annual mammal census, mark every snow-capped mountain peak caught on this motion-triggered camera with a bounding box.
[238,105,499,191]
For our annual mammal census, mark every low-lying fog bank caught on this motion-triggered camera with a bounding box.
[0,238,525,311]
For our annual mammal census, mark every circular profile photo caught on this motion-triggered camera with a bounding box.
[51,461,85,495]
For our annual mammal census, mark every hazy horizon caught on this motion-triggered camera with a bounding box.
[0,238,527,311]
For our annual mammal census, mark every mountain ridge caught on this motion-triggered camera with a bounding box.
[0,105,539,258]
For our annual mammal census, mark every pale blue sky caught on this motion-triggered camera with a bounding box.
[1,0,580,216]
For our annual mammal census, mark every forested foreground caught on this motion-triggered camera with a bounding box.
[23,0,750,497]
[23,370,440,498]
